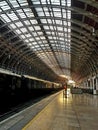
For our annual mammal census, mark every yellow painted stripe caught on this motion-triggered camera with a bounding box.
[22,92,61,130]
[22,96,57,130]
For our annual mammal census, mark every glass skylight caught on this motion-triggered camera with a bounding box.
[9,0,19,7]
[0,0,71,76]
[1,14,11,22]
[15,22,23,27]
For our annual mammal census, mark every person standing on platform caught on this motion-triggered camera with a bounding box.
[63,84,67,98]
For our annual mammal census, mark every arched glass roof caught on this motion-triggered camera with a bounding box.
[0,0,98,83]
[0,0,71,81]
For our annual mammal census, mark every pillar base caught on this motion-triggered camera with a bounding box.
[93,90,97,95]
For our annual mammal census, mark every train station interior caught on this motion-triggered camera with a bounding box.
[0,0,98,130]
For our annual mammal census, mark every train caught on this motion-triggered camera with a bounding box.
[0,68,62,114]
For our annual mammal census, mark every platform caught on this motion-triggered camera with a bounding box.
[1,90,98,130]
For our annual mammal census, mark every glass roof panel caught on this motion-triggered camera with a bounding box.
[37,11,44,17]
[55,20,62,25]
[28,26,34,31]
[40,19,47,23]
[25,39,29,43]
[29,38,34,42]
[16,9,26,18]
[21,35,25,39]
[67,0,71,6]
[8,13,19,20]
[51,0,60,5]
[35,37,40,40]
[10,23,16,29]
[0,0,71,77]
[45,11,50,17]
[23,8,34,17]
[43,26,49,30]
[24,20,31,25]
[28,43,32,46]
[8,0,19,7]
[0,1,7,6]
[32,42,37,45]
[26,34,31,38]
[1,14,11,22]
[40,36,46,40]
[0,1,10,11]
[18,0,28,6]
[61,0,66,5]
[15,29,22,35]
[30,20,38,24]
[34,26,41,31]
[20,28,27,33]
[1,5,10,11]
[32,32,37,36]
[33,0,40,4]
[15,22,23,27]
[54,11,61,17]
[37,32,43,35]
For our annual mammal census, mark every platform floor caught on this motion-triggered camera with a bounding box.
[1,91,98,130]
[23,91,98,130]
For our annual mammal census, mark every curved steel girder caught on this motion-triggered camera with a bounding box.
[3,38,69,71]
[79,57,97,78]
[0,18,93,34]
[1,26,95,54]
[71,7,98,23]
[0,31,94,72]
[78,0,98,9]
[71,33,94,45]
[0,47,9,59]
[3,44,38,64]
[30,29,92,52]
[2,4,98,22]
[0,2,97,51]
[3,39,70,62]
[15,64,23,74]
[71,39,84,48]
[8,55,24,70]
[71,37,94,51]
[71,48,93,67]
[35,50,70,55]
[15,27,95,48]
[0,20,96,55]
[9,51,50,75]
[82,59,95,74]
[71,45,81,52]
[9,53,33,70]
[82,61,92,75]
[71,54,97,75]
[72,47,95,67]
[29,29,95,45]
[0,38,38,71]
[0,16,93,34]
[71,35,97,52]
[71,61,92,81]
[0,46,13,66]
[89,50,98,71]
[71,47,98,80]
[33,26,96,43]
[34,32,94,48]
[5,51,21,68]
[71,27,97,42]
[16,63,30,75]
[13,61,34,75]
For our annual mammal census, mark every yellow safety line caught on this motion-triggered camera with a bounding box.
[22,94,59,130]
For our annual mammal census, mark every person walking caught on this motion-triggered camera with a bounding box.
[63,84,67,98]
